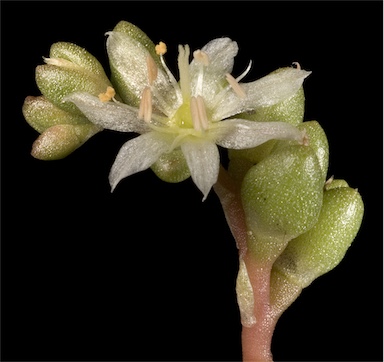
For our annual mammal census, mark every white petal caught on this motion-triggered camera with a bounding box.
[212,68,311,121]
[109,132,171,191]
[181,140,220,201]
[64,92,150,133]
[190,38,238,107]
[107,31,180,117]
[212,119,305,149]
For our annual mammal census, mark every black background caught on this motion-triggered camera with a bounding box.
[1,1,383,361]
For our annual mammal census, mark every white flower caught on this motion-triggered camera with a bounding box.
[65,30,310,200]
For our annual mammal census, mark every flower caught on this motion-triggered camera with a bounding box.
[65,26,310,200]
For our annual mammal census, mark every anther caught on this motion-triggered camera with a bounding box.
[155,42,167,56]
[146,55,158,86]
[138,86,152,123]
[226,73,246,99]
[98,86,116,102]
[292,62,301,70]
[193,50,209,66]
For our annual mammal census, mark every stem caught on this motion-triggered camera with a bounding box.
[241,254,275,362]
[214,167,277,362]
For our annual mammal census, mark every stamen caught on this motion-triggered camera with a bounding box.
[155,41,167,56]
[196,96,209,130]
[226,73,246,99]
[178,44,191,101]
[193,50,210,66]
[138,86,152,123]
[98,86,116,102]
[190,96,209,132]
[146,55,158,86]
[292,62,301,70]
[190,97,201,132]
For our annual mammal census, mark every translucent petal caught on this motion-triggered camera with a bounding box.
[212,68,311,121]
[109,132,172,191]
[212,119,305,149]
[64,92,150,133]
[181,140,220,201]
[190,38,238,107]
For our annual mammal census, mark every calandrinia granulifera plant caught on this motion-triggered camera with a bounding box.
[22,21,364,361]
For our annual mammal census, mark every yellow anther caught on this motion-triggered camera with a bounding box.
[98,86,116,102]
[155,41,167,56]
[226,73,246,99]
[146,55,158,86]
[193,50,209,66]
[138,86,152,123]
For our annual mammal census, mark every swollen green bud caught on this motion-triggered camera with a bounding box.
[36,63,111,115]
[241,145,324,261]
[272,121,329,181]
[35,42,112,115]
[22,96,90,133]
[31,124,100,160]
[272,186,364,289]
[151,149,191,183]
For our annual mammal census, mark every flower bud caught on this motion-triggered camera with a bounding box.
[272,184,364,289]
[35,42,112,115]
[31,124,100,160]
[22,96,90,133]
[241,145,324,262]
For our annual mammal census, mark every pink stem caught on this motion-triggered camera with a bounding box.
[214,167,277,362]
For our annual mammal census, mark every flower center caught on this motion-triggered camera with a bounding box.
[171,45,210,132]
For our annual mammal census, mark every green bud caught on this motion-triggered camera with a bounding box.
[31,124,100,160]
[151,149,191,183]
[35,42,112,115]
[22,96,90,133]
[272,121,329,182]
[241,145,324,261]
[272,186,364,289]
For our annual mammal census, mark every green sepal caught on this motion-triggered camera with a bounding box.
[272,186,364,289]
[241,145,324,262]
[151,148,191,183]
[22,96,91,133]
[31,124,100,160]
